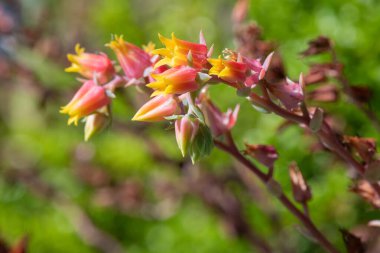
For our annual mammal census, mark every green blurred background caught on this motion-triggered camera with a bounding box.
[0,0,380,252]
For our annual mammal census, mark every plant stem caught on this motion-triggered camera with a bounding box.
[215,133,341,253]
[249,91,367,175]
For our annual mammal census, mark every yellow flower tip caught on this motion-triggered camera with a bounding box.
[131,111,146,121]
[60,105,71,114]
[106,35,124,49]
[68,116,79,126]
[158,33,175,49]
[131,115,140,121]
[143,42,156,53]
[146,81,160,89]
[74,43,85,55]
[64,65,80,73]
[153,58,172,69]
[157,33,165,42]
[150,90,163,97]
[67,53,77,63]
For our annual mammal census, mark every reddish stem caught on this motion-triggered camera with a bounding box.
[248,91,366,175]
[214,133,341,253]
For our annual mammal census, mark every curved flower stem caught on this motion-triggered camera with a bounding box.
[215,132,341,253]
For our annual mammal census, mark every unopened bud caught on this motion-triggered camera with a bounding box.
[84,111,110,141]
[289,162,312,203]
[343,136,376,164]
[244,144,278,168]
[175,115,199,157]
[351,180,380,209]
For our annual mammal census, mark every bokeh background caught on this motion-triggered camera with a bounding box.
[1,0,380,252]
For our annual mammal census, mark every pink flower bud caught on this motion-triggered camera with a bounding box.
[147,66,198,96]
[107,36,152,79]
[300,36,332,57]
[268,75,304,110]
[175,115,199,156]
[244,144,278,168]
[198,92,239,137]
[65,44,115,84]
[60,80,111,125]
[244,52,274,87]
[289,162,312,203]
[132,95,178,122]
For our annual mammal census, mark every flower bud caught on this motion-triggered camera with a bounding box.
[106,36,151,79]
[60,80,112,126]
[147,66,198,96]
[198,91,239,137]
[244,52,274,87]
[300,36,332,57]
[132,95,178,122]
[351,180,380,209]
[84,110,110,141]
[65,44,115,84]
[208,55,247,85]
[289,162,312,203]
[244,144,278,168]
[175,115,199,157]
[343,136,376,163]
[268,75,304,110]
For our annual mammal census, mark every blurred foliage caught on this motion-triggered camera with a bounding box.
[1,0,380,252]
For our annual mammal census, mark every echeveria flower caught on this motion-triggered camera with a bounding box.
[208,55,247,85]
[132,94,178,122]
[65,44,115,83]
[152,33,208,70]
[60,80,111,125]
[147,66,198,96]
[107,35,151,79]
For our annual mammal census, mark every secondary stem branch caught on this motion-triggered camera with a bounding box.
[214,133,341,253]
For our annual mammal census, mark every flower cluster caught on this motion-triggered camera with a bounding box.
[61,32,305,161]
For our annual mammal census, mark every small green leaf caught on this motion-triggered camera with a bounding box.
[189,125,214,163]
[251,104,271,114]
[164,115,183,121]
[309,107,324,133]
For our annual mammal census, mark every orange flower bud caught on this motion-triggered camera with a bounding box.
[208,55,247,85]
[60,80,111,126]
[106,36,151,79]
[132,95,178,122]
[147,66,198,96]
[65,44,115,83]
